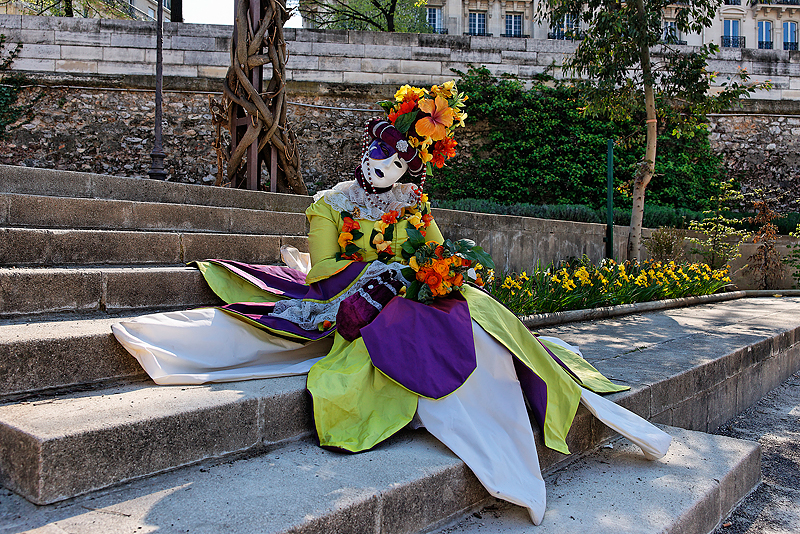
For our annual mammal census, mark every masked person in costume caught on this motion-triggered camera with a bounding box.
[113,82,671,525]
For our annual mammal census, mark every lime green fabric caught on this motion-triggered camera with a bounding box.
[538,338,629,394]
[462,285,580,455]
[305,198,444,284]
[193,261,284,304]
[307,333,418,452]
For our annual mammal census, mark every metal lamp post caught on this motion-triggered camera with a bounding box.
[148,0,167,180]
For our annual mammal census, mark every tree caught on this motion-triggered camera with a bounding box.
[300,0,430,32]
[536,0,766,261]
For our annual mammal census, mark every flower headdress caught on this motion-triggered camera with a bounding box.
[378,80,468,186]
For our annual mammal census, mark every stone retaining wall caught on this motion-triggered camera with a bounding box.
[2,14,798,98]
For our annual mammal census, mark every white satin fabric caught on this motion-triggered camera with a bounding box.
[111,308,332,385]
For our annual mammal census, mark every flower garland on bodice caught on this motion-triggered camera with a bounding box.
[314,181,433,263]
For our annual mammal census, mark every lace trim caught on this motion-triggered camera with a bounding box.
[313,180,421,221]
[269,262,408,330]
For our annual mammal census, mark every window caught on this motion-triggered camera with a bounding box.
[549,13,579,40]
[163,0,171,9]
[722,19,744,48]
[505,14,522,37]
[148,7,155,18]
[662,21,684,44]
[758,21,773,49]
[468,12,487,36]
[427,7,443,33]
[784,22,798,51]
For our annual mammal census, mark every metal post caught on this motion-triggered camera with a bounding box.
[148,0,167,180]
[605,138,614,259]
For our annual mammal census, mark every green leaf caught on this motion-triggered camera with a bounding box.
[351,229,363,240]
[378,100,395,113]
[406,280,421,301]
[394,110,419,134]
[401,267,416,282]
[402,241,417,255]
[406,227,426,247]
[344,243,361,255]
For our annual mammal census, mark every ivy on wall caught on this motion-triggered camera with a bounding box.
[428,67,724,213]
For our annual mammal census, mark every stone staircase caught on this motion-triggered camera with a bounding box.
[1,164,798,534]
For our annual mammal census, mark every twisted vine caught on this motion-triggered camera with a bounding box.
[210,0,306,194]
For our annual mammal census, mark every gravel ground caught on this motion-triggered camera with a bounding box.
[712,370,800,534]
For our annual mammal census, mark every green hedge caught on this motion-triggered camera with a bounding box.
[428,67,724,213]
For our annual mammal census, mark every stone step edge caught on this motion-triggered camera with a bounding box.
[0,164,314,214]
[0,317,795,506]
[0,227,309,267]
[521,290,800,328]
[0,425,761,534]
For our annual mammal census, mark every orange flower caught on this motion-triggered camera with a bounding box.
[451,256,462,267]
[450,273,463,287]
[422,214,434,226]
[338,232,353,249]
[381,210,399,224]
[433,260,449,276]
[341,217,360,233]
[434,245,445,259]
[417,267,433,283]
[431,138,458,168]
[416,96,454,141]
[424,271,443,292]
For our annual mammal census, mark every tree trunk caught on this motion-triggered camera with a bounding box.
[629,0,657,262]
[64,0,74,17]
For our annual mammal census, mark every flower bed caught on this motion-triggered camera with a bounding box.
[487,258,732,316]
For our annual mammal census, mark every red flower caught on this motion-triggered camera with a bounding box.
[341,217,360,233]
[431,138,458,168]
[388,101,417,125]
[340,252,363,261]
[381,210,399,224]
[461,258,471,268]
[422,213,434,226]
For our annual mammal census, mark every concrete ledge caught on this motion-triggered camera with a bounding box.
[0,165,313,213]
[0,228,306,266]
[0,266,223,316]
[434,427,762,534]
[0,193,309,236]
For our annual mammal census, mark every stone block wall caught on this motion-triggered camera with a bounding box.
[2,14,799,99]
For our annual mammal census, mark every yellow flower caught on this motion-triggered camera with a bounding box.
[338,232,353,249]
[407,212,422,228]
[372,233,385,245]
[431,80,456,98]
[452,110,468,128]
[376,240,392,253]
[419,193,429,204]
[409,256,419,271]
[374,220,389,233]
[520,271,529,281]
[394,84,427,102]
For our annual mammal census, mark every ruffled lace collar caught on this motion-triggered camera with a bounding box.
[313,180,421,221]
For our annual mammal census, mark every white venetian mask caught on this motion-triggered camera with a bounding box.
[361,140,409,189]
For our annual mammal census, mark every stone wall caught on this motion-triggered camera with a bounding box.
[2,14,798,98]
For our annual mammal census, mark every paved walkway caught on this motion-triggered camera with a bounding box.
[712,370,800,534]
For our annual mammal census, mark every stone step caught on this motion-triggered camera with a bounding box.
[0,426,760,534]
[0,266,223,316]
[0,227,308,266]
[0,193,308,236]
[0,312,151,400]
[0,164,313,213]
[432,427,761,534]
[0,297,796,506]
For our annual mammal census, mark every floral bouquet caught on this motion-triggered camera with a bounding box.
[378,81,468,175]
[401,228,495,304]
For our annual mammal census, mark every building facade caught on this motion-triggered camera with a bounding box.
[420,0,800,51]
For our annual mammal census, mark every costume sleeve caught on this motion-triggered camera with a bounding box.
[305,199,354,284]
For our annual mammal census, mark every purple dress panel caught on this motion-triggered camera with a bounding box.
[512,358,548,434]
[220,302,334,341]
[361,293,477,400]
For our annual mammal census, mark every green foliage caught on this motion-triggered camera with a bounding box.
[428,67,724,212]
[644,227,687,263]
[0,35,31,140]
[687,181,750,270]
[784,224,800,289]
[301,0,430,32]
[431,197,706,228]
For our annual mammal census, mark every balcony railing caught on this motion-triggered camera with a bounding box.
[758,40,774,49]
[753,0,800,5]
[548,31,585,40]
[785,42,799,50]
[661,36,688,45]
[464,32,492,36]
[500,33,530,38]
[429,28,449,34]
[721,35,746,48]
[723,0,741,4]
